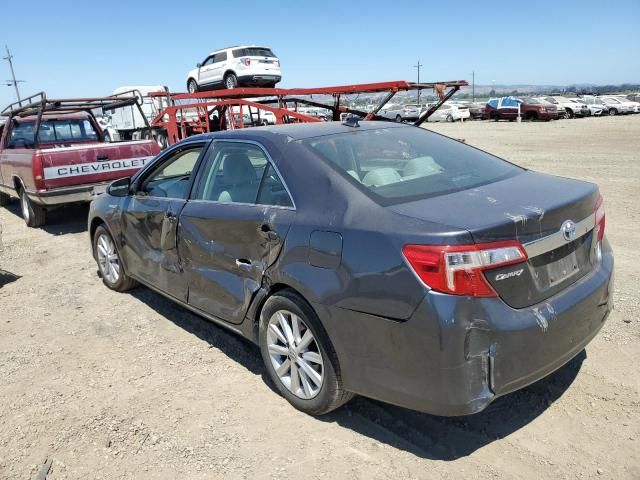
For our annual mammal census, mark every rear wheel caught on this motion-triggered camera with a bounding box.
[446,114,454,122]
[93,225,137,292]
[608,108,617,116]
[20,190,46,228]
[525,111,538,121]
[395,114,403,123]
[224,73,238,90]
[0,192,10,206]
[259,291,354,415]
[187,79,198,94]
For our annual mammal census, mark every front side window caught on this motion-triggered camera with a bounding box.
[302,127,522,205]
[194,142,292,207]
[140,145,203,199]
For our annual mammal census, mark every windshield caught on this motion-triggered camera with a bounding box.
[301,127,522,205]
[9,118,99,147]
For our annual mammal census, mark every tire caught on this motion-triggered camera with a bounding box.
[525,111,537,121]
[446,114,454,122]
[224,73,238,90]
[187,79,198,94]
[259,290,354,416]
[565,108,574,119]
[93,225,137,292]
[20,189,46,228]
[0,192,10,207]
[608,108,617,116]
[395,114,403,123]
[156,131,168,149]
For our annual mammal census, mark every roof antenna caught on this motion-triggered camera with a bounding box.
[342,115,360,128]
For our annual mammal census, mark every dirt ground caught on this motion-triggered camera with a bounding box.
[0,115,638,480]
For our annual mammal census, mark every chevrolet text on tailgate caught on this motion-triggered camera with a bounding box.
[0,92,160,227]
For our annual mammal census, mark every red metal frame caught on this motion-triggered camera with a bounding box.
[148,79,468,145]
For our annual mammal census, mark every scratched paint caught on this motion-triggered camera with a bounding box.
[532,307,549,332]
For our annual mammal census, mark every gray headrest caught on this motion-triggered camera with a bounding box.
[223,153,256,185]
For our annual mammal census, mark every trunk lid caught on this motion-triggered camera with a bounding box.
[390,171,600,308]
[38,140,159,189]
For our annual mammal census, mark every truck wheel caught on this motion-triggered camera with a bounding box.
[187,79,198,94]
[0,192,10,206]
[20,190,46,228]
[93,225,137,292]
[224,73,238,90]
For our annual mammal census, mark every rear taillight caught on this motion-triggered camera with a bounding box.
[242,58,251,66]
[402,241,528,297]
[32,152,46,190]
[594,194,605,242]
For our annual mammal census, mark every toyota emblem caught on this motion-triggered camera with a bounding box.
[561,220,577,242]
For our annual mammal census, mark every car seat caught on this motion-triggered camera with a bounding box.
[217,153,258,203]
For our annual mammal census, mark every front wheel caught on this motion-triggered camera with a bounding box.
[259,291,354,415]
[224,73,238,90]
[187,79,198,94]
[395,114,403,123]
[93,225,137,292]
[20,190,46,228]
[446,114,454,122]
[608,108,617,116]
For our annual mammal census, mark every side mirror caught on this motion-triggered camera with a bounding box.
[107,177,131,197]
[196,62,202,68]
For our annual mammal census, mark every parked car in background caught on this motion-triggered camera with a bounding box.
[427,103,471,122]
[544,96,589,118]
[186,45,282,92]
[379,104,420,122]
[608,96,640,113]
[468,102,486,119]
[579,95,610,114]
[599,97,634,115]
[89,121,613,417]
[569,98,603,116]
[484,97,559,121]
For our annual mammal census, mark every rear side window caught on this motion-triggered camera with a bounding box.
[214,52,227,62]
[301,127,522,206]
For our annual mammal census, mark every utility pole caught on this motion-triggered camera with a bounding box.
[414,59,422,104]
[3,45,24,102]
[472,71,475,102]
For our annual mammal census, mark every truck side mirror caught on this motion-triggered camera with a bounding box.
[107,177,131,197]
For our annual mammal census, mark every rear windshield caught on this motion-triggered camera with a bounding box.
[301,126,522,205]
[8,118,98,147]
[232,47,276,58]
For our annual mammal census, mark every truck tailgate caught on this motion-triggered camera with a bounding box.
[39,141,158,189]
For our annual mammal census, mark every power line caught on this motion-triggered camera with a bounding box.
[3,45,25,101]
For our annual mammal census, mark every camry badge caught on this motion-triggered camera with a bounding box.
[561,220,577,242]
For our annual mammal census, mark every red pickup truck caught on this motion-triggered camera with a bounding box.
[0,93,160,227]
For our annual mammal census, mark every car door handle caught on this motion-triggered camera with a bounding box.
[235,259,252,271]
[260,224,279,241]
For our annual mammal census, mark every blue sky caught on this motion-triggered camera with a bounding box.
[1,0,639,106]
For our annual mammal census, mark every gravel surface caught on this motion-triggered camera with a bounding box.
[0,115,638,479]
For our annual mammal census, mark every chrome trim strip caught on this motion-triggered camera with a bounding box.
[523,214,595,258]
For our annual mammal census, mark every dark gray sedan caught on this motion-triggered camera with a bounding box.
[88,121,614,416]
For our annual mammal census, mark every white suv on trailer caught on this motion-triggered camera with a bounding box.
[186,45,282,93]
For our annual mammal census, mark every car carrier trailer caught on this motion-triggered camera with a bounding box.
[144,79,468,147]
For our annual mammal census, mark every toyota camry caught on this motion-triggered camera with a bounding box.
[88,121,614,416]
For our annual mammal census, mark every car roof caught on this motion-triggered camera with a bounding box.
[209,45,271,55]
[192,121,407,143]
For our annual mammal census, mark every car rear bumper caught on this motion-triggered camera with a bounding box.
[237,74,281,86]
[315,239,613,416]
[27,182,110,206]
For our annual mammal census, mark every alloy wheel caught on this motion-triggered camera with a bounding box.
[266,310,324,400]
[96,233,120,284]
